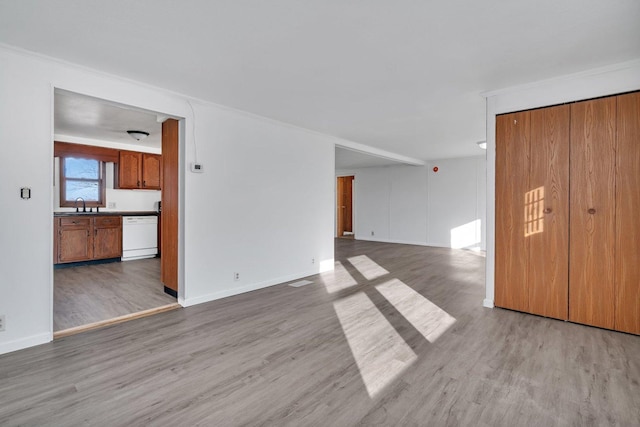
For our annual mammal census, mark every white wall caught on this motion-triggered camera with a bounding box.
[483,59,640,309]
[0,45,335,355]
[427,156,485,250]
[337,155,486,250]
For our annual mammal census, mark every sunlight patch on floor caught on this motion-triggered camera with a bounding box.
[375,279,456,342]
[333,291,416,398]
[321,261,358,293]
[347,255,389,280]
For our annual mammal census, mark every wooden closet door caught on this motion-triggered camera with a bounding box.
[495,111,530,312]
[569,97,617,329]
[528,105,570,320]
[615,92,640,335]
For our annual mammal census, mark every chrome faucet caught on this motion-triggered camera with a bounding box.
[75,197,86,213]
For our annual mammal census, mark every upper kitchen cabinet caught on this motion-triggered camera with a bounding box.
[142,153,162,189]
[116,151,162,190]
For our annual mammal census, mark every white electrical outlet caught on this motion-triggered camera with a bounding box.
[371,231,375,236]
[234,272,240,281]
[311,258,315,264]
[108,202,116,209]
[0,315,5,332]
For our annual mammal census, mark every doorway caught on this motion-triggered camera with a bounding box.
[52,90,181,337]
[337,175,354,239]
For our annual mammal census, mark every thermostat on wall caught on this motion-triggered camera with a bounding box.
[190,163,204,173]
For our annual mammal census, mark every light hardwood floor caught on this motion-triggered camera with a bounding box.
[2,239,639,426]
[54,258,176,331]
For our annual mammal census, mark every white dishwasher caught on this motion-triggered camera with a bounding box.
[122,216,158,261]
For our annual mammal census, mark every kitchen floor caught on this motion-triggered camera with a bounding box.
[54,258,176,331]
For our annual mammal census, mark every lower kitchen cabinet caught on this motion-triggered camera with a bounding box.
[57,217,93,263]
[93,216,122,259]
[55,216,122,264]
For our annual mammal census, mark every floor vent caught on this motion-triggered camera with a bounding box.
[289,280,314,288]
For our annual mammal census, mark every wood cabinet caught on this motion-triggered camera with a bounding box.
[142,153,162,189]
[93,216,123,260]
[55,216,122,264]
[495,91,640,335]
[116,151,162,190]
[57,217,93,263]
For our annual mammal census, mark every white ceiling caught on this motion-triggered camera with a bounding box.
[336,147,410,169]
[55,90,163,149]
[2,1,639,161]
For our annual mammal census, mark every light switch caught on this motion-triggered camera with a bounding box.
[20,187,31,199]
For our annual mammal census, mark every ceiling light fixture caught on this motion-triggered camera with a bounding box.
[127,130,150,141]
[477,140,487,149]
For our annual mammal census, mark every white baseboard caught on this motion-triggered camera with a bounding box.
[181,269,321,307]
[0,332,51,356]
[483,299,494,308]
[355,236,429,247]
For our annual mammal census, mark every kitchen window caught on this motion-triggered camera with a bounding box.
[60,156,106,207]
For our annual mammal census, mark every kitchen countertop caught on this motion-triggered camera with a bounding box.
[54,211,159,217]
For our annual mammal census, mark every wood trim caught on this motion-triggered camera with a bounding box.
[54,303,180,339]
[54,141,119,163]
[161,119,179,293]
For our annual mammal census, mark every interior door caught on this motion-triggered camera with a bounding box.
[527,105,570,320]
[569,97,617,329]
[336,176,354,237]
[495,111,530,313]
[615,92,640,334]
[343,176,354,233]
[337,177,345,237]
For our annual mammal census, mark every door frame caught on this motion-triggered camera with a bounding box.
[335,174,356,238]
[50,87,184,336]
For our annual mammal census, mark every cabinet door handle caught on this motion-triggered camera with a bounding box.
[95,229,98,236]
[588,208,596,214]
[143,180,146,187]
[137,180,141,187]
[543,208,552,214]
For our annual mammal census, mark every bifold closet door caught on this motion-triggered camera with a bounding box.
[615,92,640,335]
[528,105,570,320]
[569,97,617,330]
[495,111,530,312]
